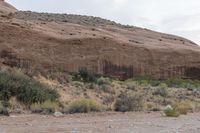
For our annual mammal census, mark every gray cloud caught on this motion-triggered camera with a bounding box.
[7,0,200,45]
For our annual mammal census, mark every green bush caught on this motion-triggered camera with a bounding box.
[67,98,103,113]
[0,71,59,105]
[159,83,168,89]
[163,105,179,117]
[136,80,149,87]
[114,91,144,112]
[149,80,161,87]
[72,67,97,83]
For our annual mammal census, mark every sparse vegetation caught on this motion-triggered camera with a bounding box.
[164,77,200,88]
[11,11,121,27]
[132,76,200,89]
[69,74,200,114]
[0,67,199,116]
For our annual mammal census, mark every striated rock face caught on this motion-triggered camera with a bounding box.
[0,0,16,14]
[0,2,200,80]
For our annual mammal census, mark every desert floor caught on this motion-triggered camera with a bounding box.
[0,112,200,133]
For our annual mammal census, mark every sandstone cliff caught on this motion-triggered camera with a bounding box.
[0,1,200,80]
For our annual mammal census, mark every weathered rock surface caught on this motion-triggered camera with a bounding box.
[0,0,16,14]
[0,1,200,79]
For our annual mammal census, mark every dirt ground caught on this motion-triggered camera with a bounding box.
[0,112,200,133]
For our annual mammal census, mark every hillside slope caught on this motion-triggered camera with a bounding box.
[0,0,16,14]
[0,1,200,79]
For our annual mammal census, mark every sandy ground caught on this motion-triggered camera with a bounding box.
[0,112,200,133]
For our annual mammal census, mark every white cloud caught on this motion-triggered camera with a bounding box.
[7,0,200,45]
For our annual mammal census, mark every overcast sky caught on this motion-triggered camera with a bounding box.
[7,0,200,45]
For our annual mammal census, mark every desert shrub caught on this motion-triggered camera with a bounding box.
[96,77,112,93]
[173,101,192,115]
[96,77,111,85]
[0,102,3,113]
[163,105,179,117]
[67,98,103,114]
[144,102,161,111]
[8,97,24,112]
[0,101,9,116]
[17,81,59,105]
[159,83,168,89]
[72,67,97,83]
[145,102,154,111]
[103,94,115,105]
[153,83,168,97]
[114,91,144,112]
[99,84,111,93]
[136,80,149,87]
[149,80,161,87]
[126,82,136,90]
[194,102,200,112]
[0,71,59,105]
[86,83,98,90]
[30,100,60,113]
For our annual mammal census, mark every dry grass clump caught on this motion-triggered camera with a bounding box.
[173,101,193,115]
[30,100,60,113]
[67,98,104,114]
